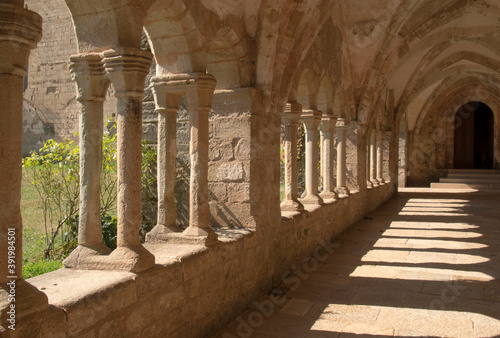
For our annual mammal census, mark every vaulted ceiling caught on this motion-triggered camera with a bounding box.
[63,0,500,128]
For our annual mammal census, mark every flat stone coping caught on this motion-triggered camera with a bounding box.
[27,228,254,309]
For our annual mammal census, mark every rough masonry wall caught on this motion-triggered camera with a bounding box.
[24,0,117,141]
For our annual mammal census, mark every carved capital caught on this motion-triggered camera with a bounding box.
[283,102,302,125]
[102,48,153,98]
[0,4,42,76]
[69,53,109,102]
[301,109,322,131]
[336,118,351,130]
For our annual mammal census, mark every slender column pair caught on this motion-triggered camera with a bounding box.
[368,129,386,188]
[281,103,304,212]
[301,110,324,206]
[65,48,155,272]
[147,73,217,246]
[319,115,338,201]
[335,119,350,197]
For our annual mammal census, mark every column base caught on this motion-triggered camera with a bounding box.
[152,226,219,246]
[334,187,350,198]
[104,246,155,273]
[320,191,338,202]
[370,179,380,187]
[367,180,373,189]
[377,178,386,185]
[145,223,181,243]
[300,194,324,206]
[1,279,49,327]
[63,244,112,269]
[280,199,304,212]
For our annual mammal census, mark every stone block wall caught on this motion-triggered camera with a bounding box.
[24,0,118,141]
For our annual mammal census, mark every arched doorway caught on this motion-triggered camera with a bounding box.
[454,102,494,169]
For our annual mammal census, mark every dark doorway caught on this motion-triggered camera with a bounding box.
[454,102,494,169]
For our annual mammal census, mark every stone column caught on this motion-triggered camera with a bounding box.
[102,48,154,272]
[334,118,350,198]
[182,73,218,245]
[64,54,112,268]
[0,2,48,322]
[366,140,373,189]
[280,103,304,212]
[377,130,386,184]
[319,115,338,201]
[370,129,380,187]
[146,78,182,240]
[301,110,323,205]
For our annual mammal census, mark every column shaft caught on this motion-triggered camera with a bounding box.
[182,73,218,244]
[281,103,304,211]
[301,110,323,205]
[157,108,179,231]
[65,54,112,261]
[370,130,379,187]
[103,48,154,272]
[320,116,338,200]
[335,119,350,197]
[377,130,385,184]
[0,5,42,283]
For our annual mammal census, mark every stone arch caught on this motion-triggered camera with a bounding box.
[207,27,251,89]
[144,0,208,74]
[64,0,157,52]
[415,79,500,170]
[317,73,334,115]
[293,67,317,110]
[357,0,500,125]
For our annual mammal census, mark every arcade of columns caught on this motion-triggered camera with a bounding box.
[0,0,411,335]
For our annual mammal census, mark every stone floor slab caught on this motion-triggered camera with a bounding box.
[215,191,500,337]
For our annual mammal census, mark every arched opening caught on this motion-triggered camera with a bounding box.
[454,102,494,169]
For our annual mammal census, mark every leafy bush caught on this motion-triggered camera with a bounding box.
[23,127,118,259]
[140,141,158,241]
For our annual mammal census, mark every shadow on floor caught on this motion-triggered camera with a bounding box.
[215,191,500,337]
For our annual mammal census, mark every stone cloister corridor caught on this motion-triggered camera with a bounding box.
[1,0,500,336]
[216,190,500,337]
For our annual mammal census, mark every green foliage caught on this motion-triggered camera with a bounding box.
[22,122,118,259]
[101,214,117,250]
[23,259,63,279]
[140,141,158,241]
[23,138,80,258]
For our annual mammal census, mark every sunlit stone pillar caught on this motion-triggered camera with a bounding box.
[377,130,385,185]
[334,118,350,198]
[64,54,111,267]
[281,103,304,212]
[0,2,48,323]
[182,73,218,245]
[370,129,380,187]
[301,110,324,205]
[146,78,182,240]
[102,48,155,272]
[320,115,338,201]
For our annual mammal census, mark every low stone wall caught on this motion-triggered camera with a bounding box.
[17,182,395,337]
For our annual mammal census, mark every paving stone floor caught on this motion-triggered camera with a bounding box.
[214,190,500,337]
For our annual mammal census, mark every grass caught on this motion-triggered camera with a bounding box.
[21,169,63,279]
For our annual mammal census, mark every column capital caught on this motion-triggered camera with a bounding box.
[0,4,42,76]
[320,114,338,133]
[151,72,217,109]
[301,109,322,130]
[102,47,153,98]
[283,102,302,125]
[69,53,110,102]
[336,118,351,129]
